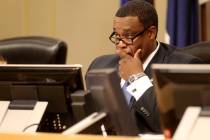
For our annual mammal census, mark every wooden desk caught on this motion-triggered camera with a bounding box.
[0,132,140,140]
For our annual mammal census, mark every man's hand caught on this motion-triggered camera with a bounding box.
[118,49,144,80]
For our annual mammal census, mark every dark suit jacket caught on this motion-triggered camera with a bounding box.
[86,42,203,134]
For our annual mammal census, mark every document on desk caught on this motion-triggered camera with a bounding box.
[0,101,47,132]
[0,101,10,124]
[188,116,210,140]
[139,134,164,140]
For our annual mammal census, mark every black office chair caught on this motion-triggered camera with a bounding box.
[181,41,210,64]
[0,36,67,64]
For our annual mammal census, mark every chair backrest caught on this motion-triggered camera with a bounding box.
[181,41,210,64]
[0,36,67,64]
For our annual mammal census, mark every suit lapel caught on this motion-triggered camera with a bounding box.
[144,43,176,78]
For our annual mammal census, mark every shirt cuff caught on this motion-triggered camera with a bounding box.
[127,75,153,100]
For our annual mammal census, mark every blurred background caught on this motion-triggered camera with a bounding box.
[0,0,210,75]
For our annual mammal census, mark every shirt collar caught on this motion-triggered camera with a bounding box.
[143,40,160,70]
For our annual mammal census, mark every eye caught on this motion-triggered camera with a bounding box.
[124,33,135,39]
[113,33,120,38]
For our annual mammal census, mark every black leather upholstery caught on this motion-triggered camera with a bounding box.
[181,41,210,63]
[0,36,67,64]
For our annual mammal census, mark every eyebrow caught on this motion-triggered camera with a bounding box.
[113,27,133,32]
[113,30,135,36]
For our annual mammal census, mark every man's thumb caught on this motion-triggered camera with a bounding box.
[134,49,141,59]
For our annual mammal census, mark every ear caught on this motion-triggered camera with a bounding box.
[147,26,157,40]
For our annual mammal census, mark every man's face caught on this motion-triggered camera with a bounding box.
[112,16,155,61]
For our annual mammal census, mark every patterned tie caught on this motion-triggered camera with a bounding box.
[129,96,136,109]
[122,81,132,105]
[122,81,136,109]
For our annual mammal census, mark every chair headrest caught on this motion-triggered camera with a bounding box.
[181,41,210,63]
[0,36,67,64]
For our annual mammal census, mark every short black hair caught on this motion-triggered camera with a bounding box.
[115,0,158,30]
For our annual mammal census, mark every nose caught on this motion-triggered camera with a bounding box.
[116,40,127,50]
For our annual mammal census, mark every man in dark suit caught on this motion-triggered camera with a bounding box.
[87,0,202,134]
